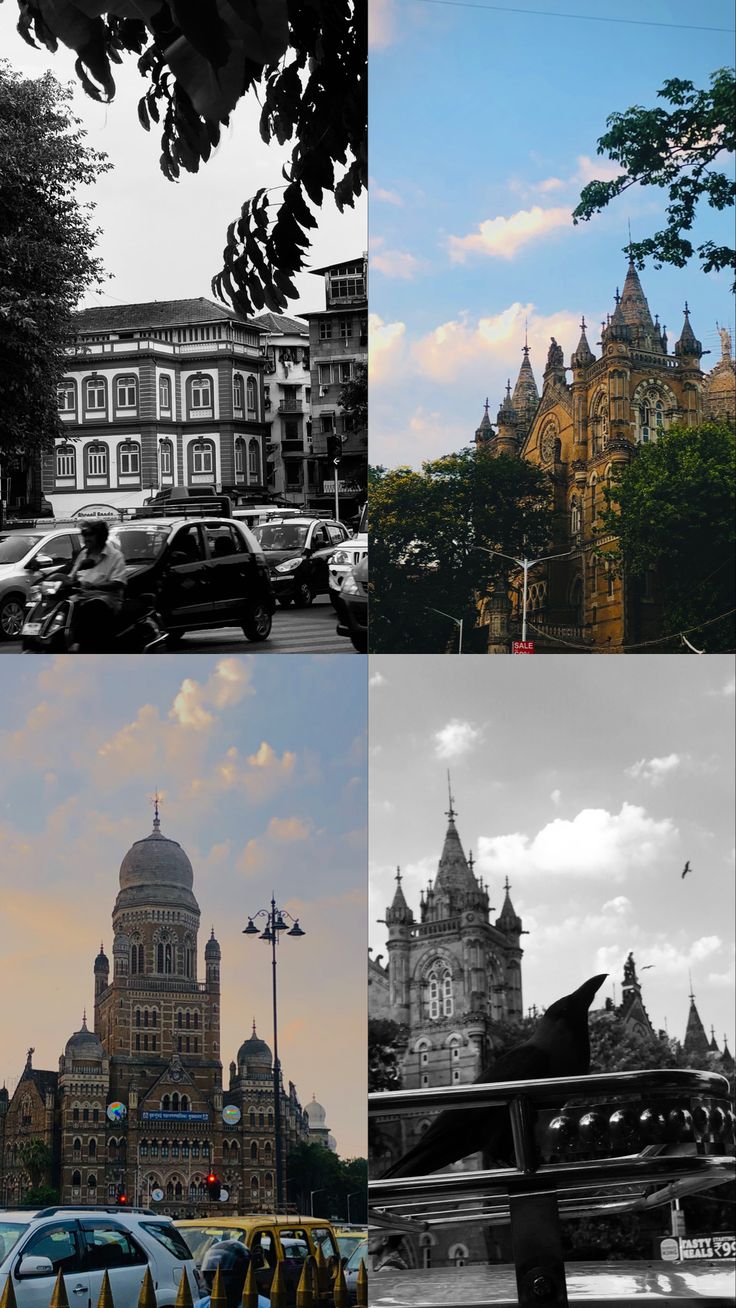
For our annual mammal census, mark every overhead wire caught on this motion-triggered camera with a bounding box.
[395,0,734,35]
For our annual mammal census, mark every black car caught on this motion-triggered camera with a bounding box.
[109,516,275,642]
[334,554,368,653]
[253,517,351,607]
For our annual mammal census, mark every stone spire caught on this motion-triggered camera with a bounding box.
[511,341,540,433]
[683,979,710,1057]
[385,867,414,926]
[475,397,494,448]
[675,302,702,359]
[721,1037,734,1071]
[496,876,522,936]
[571,316,595,369]
[709,1025,720,1053]
[618,258,657,335]
[434,781,477,899]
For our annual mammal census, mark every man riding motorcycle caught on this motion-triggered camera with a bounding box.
[67,519,127,651]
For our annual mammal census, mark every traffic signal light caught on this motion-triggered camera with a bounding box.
[326,434,340,464]
[116,1186,128,1206]
[206,1172,221,1201]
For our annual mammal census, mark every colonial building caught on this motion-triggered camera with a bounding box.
[301,256,368,520]
[476,262,736,651]
[0,804,308,1212]
[44,298,270,516]
[304,1094,337,1152]
[253,312,314,507]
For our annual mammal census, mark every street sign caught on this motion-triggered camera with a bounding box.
[512,640,535,654]
[660,1238,679,1261]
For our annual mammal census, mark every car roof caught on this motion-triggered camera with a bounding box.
[175,1217,334,1230]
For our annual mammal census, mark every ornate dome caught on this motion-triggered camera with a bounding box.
[65,1015,104,1060]
[237,1021,272,1067]
[94,942,109,973]
[305,1095,326,1127]
[119,812,194,893]
[205,929,221,960]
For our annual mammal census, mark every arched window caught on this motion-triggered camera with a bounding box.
[185,1011,191,1030]
[180,1095,189,1112]
[249,1110,256,1127]
[234,438,246,479]
[449,1244,469,1268]
[159,376,172,411]
[73,1138,82,1157]
[250,1142,258,1162]
[160,439,174,480]
[86,442,108,480]
[72,1170,81,1187]
[189,376,212,410]
[73,1108,79,1123]
[191,440,214,477]
[56,444,76,480]
[57,380,76,412]
[162,1095,170,1111]
[118,440,141,478]
[264,1173,273,1192]
[258,1111,264,1128]
[165,942,173,973]
[87,1174,97,1191]
[233,375,244,411]
[636,387,669,444]
[88,1139,96,1158]
[589,474,598,525]
[85,377,106,411]
[570,497,581,536]
[82,1107,89,1123]
[247,439,260,482]
[116,376,137,409]
[428,971,439,1020]
[442,970,454,1017]
[246,376,257,414]
[135,1009,141,1028]
[264,1142,272,1160]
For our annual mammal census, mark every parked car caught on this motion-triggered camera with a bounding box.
[0,526,83,639]
[0,1206,204,1308]
[326,504,367,608]
[253,517,351,607]
[176,1216,340,1305]
[108,517,274,643]
[333,555,368,653]
[342,1237,367,1306]
[333,1226,367,1262]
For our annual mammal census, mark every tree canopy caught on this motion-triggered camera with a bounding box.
[370,449,554,653]
[286,1142,367,1224]
[11,0,367,316]
[599,422,736,652]
[573,68,736,287]
[0,62,109,458]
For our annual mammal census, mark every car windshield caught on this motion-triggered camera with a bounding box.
[139,1223,194,1261]
[0,534,42,564]
[0,1221,30,1259]
[336,1234,365,1260]
[111,526,171,562]
[176,1227,247,1264]
[345,1240,368,1271]
[255,524,308,550]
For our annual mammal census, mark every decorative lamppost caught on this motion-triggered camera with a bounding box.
[243,896,305,1210]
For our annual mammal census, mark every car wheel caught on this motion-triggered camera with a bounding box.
[292,580,314,608]
[0,595,26,639]
[242,605,272,642]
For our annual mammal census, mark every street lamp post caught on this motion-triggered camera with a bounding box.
[425,606,463,654]
[473,546,575,643]
[243,896,305,1212]
[347,1191,361,1223]
[310,1187,325,1216]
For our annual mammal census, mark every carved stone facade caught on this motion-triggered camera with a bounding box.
[0,806,309,1213]
[475,261,735,650]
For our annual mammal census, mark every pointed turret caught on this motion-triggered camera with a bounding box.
[674,303,702,359]
[385,868,414,927]
[683,980,710,1057]
[709,1026,720,1054]
[496,876,522,936]
[721,1037,734,1071]
[603,258,663,353]
[571,317,595,370]
[475,398,494,449]
[511,342,540,434]
[434,790,477,901]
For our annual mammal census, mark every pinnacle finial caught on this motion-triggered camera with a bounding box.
[580,315,586,332]
[689,971,695,1003]
[395,865,402,885]
[504,876,511,893]
[82,1009,87,1028]
[484,396,489,414]
[150,789,161,830]
[446,771,456,822]
[252,1017,257,1037]
[683,301,690,318]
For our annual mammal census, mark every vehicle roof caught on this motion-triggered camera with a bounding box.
[115,518,246,529]
[175,1216,335,1230]
[256,517,343,527]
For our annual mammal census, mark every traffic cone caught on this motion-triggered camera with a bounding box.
[96,1272,115,1308]
[241,1259,258,1308]
[50,1273,70,1308]
[296,1258,314,1308]
[355,1261,367,1308]
[209,1268,227,1308]
[270,1261,286,1308]
[0,1272,18,1308]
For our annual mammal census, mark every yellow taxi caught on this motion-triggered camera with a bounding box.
[175,1215,340,1302]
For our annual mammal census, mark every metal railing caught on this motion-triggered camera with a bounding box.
[369,1070,734,1307]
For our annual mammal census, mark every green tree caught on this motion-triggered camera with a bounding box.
[0,63,109,460]
[286,1142,367,1223]
[368,1018,407,1093]
[17,1139,53,1191]
[599,422,736,652]
[573,68,736,286]
[370,448,554,653]
[10,0,366,316]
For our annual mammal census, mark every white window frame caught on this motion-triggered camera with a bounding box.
[87,445,108,477]
[160,442,173,476]
[56,446,76,479]
[116,377,137,408]
[246,377,257,414]
[119,443,140,476]
[159,376,172,410]
[192,442,214,475]
[191,377,212,410]
[58,382,75,412]
[85,378,106,411]
[233,375,244,410]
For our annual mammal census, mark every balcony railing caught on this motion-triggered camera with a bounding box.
[277,400,306,413]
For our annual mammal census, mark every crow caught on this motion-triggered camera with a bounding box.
[682,862,691,879]
[641,964,655,970]
[382,973,607,1178]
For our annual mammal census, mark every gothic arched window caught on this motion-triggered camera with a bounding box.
[442,970,454,1017]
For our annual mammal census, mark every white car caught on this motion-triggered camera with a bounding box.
[327,504,367,608]
[0,527,83,639]
[0,1208,205,1308]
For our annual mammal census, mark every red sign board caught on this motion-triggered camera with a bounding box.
[512,641,535,654]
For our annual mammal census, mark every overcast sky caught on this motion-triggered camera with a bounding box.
[369,656,735,1050]
[0,10,366,314]
[369,0,735,466]
[0,656,367,1158]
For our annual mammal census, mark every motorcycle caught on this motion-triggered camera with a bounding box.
[22,577,168,653]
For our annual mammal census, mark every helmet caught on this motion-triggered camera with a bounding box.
[201,1240,252,1308]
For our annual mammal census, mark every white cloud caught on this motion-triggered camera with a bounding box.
[477,802,677,880]
[369,671,386,687]
[371,248,420,279]
[411,303,581,385]
[369,312,407,381]
[550,788,561,806]
[369,0,397,47]
[169,658,253,729]
[433,719,483,760]
[370,179,404,206]
[626,753,682,786]
[602,896,631,915]
[448,206,571,262]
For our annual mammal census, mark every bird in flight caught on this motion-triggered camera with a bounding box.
[382,973,607,1178]
[682,861,692,878]
[641,964,655,970]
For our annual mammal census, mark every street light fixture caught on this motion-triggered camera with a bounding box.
[473,545,575,643]
[243,894,305,1211]
[425,606,463,654]
[347,1191,362,1223]
[310,1187,325,1216]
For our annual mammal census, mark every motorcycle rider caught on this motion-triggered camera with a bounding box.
[67,519,127,651]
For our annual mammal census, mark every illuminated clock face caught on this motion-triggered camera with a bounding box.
[540,428,556,463]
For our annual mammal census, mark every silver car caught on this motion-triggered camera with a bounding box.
[0,528,83,638]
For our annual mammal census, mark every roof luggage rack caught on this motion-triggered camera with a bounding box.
[369,1069,735,1308]
[33,1205,157,1216]
[132,496,232,520]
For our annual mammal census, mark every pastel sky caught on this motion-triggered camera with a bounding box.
[0,656,367,1158]
[0,9,366,314]
[369,0,735,466]
[369,656,736,1050]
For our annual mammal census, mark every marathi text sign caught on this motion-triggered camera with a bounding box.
[140,1110,209,1121]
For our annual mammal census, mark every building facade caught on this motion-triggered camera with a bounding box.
[476,262,736,651]
[253,312,314,507]
[302,256,368,520]
[0,806,308,1213]
[44,298,270,516]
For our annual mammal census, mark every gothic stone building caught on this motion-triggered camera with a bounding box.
[0,808,308,1212]
[476,261,736,651]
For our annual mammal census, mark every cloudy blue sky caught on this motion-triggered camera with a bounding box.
[0,656,367,1157]
[0,9,366,314]
[369,0,735,465]
[369,656,735,1050]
